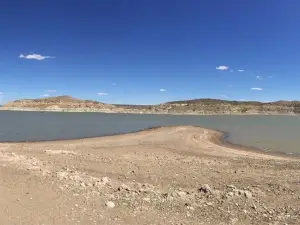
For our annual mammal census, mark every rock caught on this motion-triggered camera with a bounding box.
[227,192,234,197]
[187,206,195,211]
[137,183,154,193]
[118,184,130,191]
[101,177,111,185]
[176,191,187,199]
[227,184,237,189]
[163,193,174,201]
[244,190,252,199]
[105,201,115,209]
[143,197,151,202]
[199,184,212,194]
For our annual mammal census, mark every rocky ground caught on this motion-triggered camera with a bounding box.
[1,126,300,225]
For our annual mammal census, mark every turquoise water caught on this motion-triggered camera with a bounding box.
[0,111,299,154]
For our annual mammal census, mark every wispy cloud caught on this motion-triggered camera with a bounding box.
[19,53,55,60]
[239,99,246,101]
[251,87,263,91]
[238,69,244,72]
[42,94,50,97]
[46,90,56,93]
[97,92,108,96]
[220,94,229,99]
[216,65,229,71]
[111,83,117,86]
[0,92,3,103]
[256,76,262,80]
[160,89,167,92]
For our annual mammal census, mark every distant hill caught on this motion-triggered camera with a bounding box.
[2,96,300,115]
[3,95,116,110]
[115,98,300,115]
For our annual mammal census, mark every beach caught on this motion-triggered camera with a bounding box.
[0,126,299,225]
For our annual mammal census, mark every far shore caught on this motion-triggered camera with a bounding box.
[0,107,297,116]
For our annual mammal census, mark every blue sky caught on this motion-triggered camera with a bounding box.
[1,0,300,104]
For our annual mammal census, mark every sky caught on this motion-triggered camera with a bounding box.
[1,0,300,105]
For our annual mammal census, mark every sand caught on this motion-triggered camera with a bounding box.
[0,126,300,225]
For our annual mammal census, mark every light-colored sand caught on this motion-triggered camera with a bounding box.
[0,126,300,225]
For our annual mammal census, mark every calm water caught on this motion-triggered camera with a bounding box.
[0,111,300,154]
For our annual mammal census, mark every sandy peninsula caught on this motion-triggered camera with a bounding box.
[1,126,300,225]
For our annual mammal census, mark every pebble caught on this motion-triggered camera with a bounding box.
[227,192,234,197]
[176,191,187,199]
[199,184,212,194]
[118,184,130,191]
[105,201,115,209]
[244,190,252,199]
[187,206,195,211]
[101,177,111,185]
[227,184,237,189]
[143,197,151,202]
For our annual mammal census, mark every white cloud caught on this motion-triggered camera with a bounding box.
[19,54,55,60]
[238,69,244,72]
[97,92,108,96]
[239,99,246,101]
[42,94,49,97]
[256,76,262,80]
[160,89,167,92]
[251,87,263,91]
[111,83,117,86]
[0,92,3,95]
[216,66,229,71]
[46,90,56,93]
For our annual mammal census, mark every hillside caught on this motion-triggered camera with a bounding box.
[2,96,300,115]
[115,98,300,115]
[3,96,116,111]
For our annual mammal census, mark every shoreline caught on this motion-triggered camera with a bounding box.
[0,107,297,116]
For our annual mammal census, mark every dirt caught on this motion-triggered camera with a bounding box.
[1,126,300,225]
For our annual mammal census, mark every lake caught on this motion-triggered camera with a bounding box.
[0,111,299,154]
